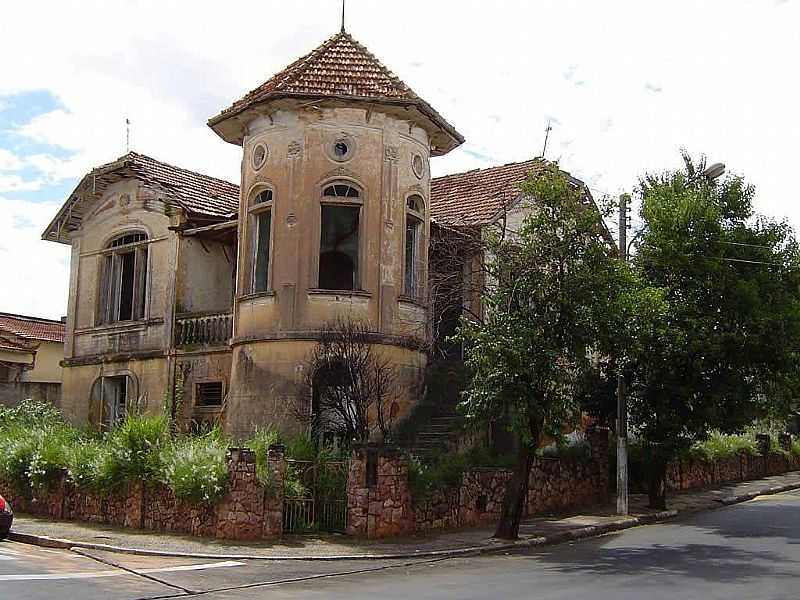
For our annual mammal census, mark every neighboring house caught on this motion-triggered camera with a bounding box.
[0,313,65,408]
[42,28,594,438]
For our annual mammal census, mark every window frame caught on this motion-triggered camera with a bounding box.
[194,380,226,409]
[248,187,275,295]
[315,180,365,292]
[96,231,150,325]
[403,194,425,299]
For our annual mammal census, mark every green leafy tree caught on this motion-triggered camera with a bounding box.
[628,153,800,508]
[458,163,629,539]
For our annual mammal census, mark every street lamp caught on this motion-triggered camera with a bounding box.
[702,162,726,180]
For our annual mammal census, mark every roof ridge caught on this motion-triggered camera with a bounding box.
[0,312,64,325]
[432,157,545,182]
[125,152,238,188]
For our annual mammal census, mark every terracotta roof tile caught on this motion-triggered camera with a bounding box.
[209,31,462,147]
[0,313,65,343]
[430,158,549,226]
[119,152,239,219]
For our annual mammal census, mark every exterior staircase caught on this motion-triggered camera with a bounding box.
[398,360,466,461]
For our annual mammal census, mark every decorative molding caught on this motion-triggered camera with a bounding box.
[287,140,303,158]
[384,145,399,161]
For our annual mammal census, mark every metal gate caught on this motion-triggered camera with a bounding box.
[283,459,348,533]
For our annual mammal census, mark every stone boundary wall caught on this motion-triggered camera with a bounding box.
[0,445,285,541]
[667,450,800,491]
[347,428,611,538]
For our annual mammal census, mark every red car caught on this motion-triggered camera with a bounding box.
[0,495,12,539]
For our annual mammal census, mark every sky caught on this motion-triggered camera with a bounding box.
[0,0,798,319]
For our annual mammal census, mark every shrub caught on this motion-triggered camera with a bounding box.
[0,427,40,493]
[0,399,64,432]
[284,432,316,461]
[66,440,107,489]
[28,426,80,490]
[100,415,170,488]
[245,426,281,486]
[160,433,229,504]
[688,431,758,461]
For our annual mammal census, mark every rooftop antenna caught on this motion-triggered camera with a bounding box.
[125,118,131,153]
[541,119,553,158]
[341,0,346,32]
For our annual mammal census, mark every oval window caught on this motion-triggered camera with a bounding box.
[252,143,268,170]
[412,154,425,179]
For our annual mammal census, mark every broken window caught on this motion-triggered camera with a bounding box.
[90,374,132,430]
[404,195,424,298]
[319,183,361,291]
[97,231,148,324]
[250,189,273,293]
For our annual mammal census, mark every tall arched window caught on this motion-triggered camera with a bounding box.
[97,231,148,324]
[249,188,274,293]
[319,182,362,291]
[404,195,425,298]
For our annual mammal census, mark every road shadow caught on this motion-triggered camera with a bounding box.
[687,495,800,544]
[523,537,794,584]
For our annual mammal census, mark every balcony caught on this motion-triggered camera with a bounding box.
[174,312,232,348]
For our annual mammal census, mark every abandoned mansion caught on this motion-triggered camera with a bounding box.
[42,28,589,438]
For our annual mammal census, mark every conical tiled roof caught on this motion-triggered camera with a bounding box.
[209,31,462,153]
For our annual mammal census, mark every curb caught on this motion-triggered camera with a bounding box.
[8,511,677,562]
[718,482,800,506]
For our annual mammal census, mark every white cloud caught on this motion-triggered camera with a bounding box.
[0,175,42,193]
[0,149,23,171]
[0,197,70,319]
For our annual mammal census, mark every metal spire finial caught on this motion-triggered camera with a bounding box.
[125,118,131,153]
[341,0,346,32]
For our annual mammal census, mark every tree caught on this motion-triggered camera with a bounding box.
[627,153,800,508]
[303,319,400,447]
[458,163,629,539]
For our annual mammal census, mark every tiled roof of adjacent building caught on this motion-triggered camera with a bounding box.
[208,31,462,151]
[430,158,549,226]
[0,313,65,344]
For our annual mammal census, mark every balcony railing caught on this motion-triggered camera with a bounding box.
[174,312,232,347]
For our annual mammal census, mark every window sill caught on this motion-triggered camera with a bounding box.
[308,288,372,298]
[238,291,276,302]
[398,295,428,308]
[76,318,163,335]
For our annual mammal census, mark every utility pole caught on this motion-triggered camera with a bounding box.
[617,193,630,515]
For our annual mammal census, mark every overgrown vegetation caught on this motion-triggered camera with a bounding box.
[408,446,517,501]
[0,401,223,503]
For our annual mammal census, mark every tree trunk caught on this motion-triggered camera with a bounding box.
[494,443,535,540]
[647,452,668,510]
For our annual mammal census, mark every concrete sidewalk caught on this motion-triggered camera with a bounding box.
[9,471,800,560]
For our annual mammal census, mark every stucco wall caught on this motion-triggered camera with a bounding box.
[21,340,63,383]
[176,237,234,315]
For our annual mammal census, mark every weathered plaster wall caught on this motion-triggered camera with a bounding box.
[226,339,424,439]
[226,106,431,437]
[176,237,235,315]
[60,357,168,427]
[66,179,175,363]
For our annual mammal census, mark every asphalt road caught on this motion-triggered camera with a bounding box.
[2,489,799,600]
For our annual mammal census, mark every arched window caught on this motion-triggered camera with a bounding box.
[90,373,137,430]
[249,188,274,293]
[319,182,362,291]
[404,195,425,298]
[97,231,148,324]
